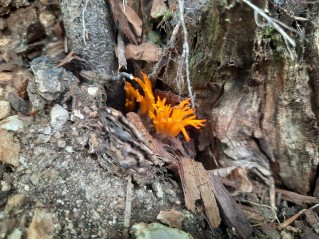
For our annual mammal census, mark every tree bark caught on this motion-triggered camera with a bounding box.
[191,1,319,194]
[61,0,116,75]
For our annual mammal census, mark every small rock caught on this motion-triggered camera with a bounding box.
[34,146,45,157]
[42,126,52,135]
[6,92,32,115]
[50,104,69,130]
[7,228,22,239]
[0,72,13,85]
[27,208,55,239]
[29,174,40,186]
[53,132,62,139]
[57,140,66,148]
[0,100,10,120]
[39,10,56,28]
[36,134,51,144]
[65,146,74,153]
[0,115,24,131]
[5,194,29,212]
[0,129,20,166]
[82,106,91,114]
[87,86,99,97]
[0,87,3,97]
[72,109,84,119]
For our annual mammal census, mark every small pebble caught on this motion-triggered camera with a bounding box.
[57,140,66,148]
[53,132,62,139]
[87,87,99,96]
[0,115,24,131]
[0,100,10,120]
[50,104,69,130]
[36,134,51,144]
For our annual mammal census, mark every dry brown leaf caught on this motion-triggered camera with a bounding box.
[119,4,142,37]
[125,42,162,62]
[178,158,221,229]
[157,209,185,229]
[151,0,168,18]
[109,0,138,45]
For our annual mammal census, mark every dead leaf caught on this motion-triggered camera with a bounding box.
[125,42,162,62]
[157,209,185,229]
[109,0,138,45]
[178,158,221,229]
[119,4,142,37]
[151,0,168,18]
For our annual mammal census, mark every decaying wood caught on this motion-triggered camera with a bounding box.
[276,188,319,207]
[304,209,319,234]
[178,158,221,229]
[210,175,253,239]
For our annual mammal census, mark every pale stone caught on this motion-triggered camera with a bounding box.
[27,208,55,239]
[50,104,69,130]
[0,129,20,167]
[87,87,99,96]
[0,100,10,120]
[0,72,13,84]
[0,115,24,131]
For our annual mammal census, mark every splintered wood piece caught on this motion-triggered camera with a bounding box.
[109,0,138,45]
[210,175,253,239]
[178,159,200,212]
[178,158,221,229]
[304,209,319,234]
[115,30,127,71]
[276,188,319,206]
[279,209,306,229]
[119,3,142,37]
[125,43,162,62]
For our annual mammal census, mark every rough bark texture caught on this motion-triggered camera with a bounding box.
[61,0,116,75]
[161,0,319,195]
[191,0,319,194]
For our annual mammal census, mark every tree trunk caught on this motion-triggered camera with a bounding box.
[192,1,319,195]
[61,0,116,75]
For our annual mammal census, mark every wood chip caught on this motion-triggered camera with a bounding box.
[304,209,319,234]
[125,42,162,62]
[178,158,221,229]
[157,209,185,229]
[276,188,319,207]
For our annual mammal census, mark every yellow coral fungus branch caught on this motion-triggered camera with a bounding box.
[149,97,206,142]
[124,72,206,142]
[124,72,155,116]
